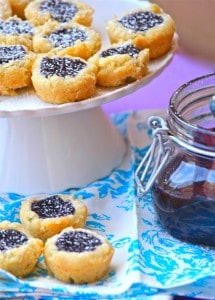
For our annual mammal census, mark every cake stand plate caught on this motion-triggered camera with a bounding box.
[0,0,176,195]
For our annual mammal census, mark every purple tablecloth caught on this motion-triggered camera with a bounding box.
[102,48,215,115]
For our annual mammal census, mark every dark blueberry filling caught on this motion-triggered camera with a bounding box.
[40,57,86,78]
[0,19,33,35]
[31,195,75,219]
[40,0,78,23]
[56,230,102,252]
[118,11,164,32]
[47,28,87,48]
[0,229,28,251]
[100,44,141,58]
[0,45,26,65]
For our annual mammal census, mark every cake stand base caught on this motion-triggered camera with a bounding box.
[0,107,126,195]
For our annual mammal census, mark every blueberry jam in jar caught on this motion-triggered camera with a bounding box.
[136,74,215,247]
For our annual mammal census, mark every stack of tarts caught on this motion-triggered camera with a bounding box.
[0,0,175,104]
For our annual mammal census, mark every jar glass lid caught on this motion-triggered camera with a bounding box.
[168,73,215,150]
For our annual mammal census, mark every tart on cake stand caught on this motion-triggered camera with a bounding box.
[0,0,176,195]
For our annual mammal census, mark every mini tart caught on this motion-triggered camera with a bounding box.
[0,16,34,50]
[106,3,175,59]
[90,40,149,87]
[20,194,88,241]
[0,0,12,20]
[31,53,97,104]
[33,21,101,59]
[25,0,94,27]
[8,0,31,19]
[0,221,43,277]
[0,44,35,96]
[44,227,114,283]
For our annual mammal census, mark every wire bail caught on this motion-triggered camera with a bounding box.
[135,116,173,196]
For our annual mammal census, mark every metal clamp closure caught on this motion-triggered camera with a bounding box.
[135,116,173,196]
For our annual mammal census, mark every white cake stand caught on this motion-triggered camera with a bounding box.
[0,0,176,195]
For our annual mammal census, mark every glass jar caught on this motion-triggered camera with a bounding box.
[136,73,215,247]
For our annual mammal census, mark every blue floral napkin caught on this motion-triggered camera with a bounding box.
[0,109,215,299]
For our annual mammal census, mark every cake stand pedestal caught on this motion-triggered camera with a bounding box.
[0,106,126,195]
[0,0,176,195]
